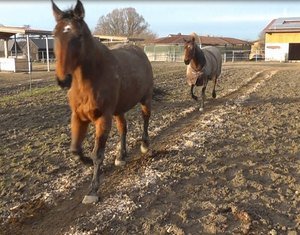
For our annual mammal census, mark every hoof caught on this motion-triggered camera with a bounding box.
[79,156,93,166]
[140,143,149,154]
[71,151,93,166]
[212,93,216,99]
[115,159,126,167]
[82,195,99,204]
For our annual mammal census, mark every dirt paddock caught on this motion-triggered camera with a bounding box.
[0,61,299,234]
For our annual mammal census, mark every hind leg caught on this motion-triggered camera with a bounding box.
[212,75,217,99]
[191,85,198,101]
[140,96,151,154]
[70,112,91,165]
[114,114,127,166]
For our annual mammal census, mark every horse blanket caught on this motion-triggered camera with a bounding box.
[186,46,222,86]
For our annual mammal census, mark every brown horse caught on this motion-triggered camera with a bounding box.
[51,0,153,204]
[184,35,222,111]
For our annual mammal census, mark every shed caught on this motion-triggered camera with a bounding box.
[0,39,22,57]
[0,26,52,72]
[19,38,55,62]
[264,17,300,61]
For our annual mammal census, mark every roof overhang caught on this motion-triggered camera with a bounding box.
[93,34,144,42]
[265,29,300,34]
[0,26,52,40]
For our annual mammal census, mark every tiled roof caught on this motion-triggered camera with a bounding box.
[18,38,54,50]
[31,38,54,50]
[264,17,300,33]
[152,34,190,44]
[152,34,250,46]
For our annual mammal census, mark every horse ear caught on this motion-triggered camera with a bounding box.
[74,0,85,20]
[51,0,63,22]
[191,36,195,42]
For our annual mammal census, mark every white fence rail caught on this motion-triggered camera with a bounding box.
[144,45,265,63]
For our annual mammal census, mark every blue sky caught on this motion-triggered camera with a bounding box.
[1,1,300,41]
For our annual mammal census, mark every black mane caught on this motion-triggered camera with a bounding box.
[195,45,206,68]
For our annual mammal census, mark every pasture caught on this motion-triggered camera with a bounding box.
[0,61,299,234]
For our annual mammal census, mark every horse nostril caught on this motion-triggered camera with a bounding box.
[64,74,72,88]
[184,60,190,65]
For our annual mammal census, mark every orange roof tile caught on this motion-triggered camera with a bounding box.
[151,34,250,46]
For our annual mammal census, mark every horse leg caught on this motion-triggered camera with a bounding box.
[114,114,127,166]
[191,84,198,101]
[199,78,208,112]
[140,96,151,154]
[82,115,112,204]
[212,75,217,98]
[70,112,92,165]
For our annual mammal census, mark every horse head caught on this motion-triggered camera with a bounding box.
[183,36,197,65]
[52,0,88,89]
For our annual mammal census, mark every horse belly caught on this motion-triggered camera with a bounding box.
[112,46,153,114]
[116,75,152,114]
[116,86,147,113]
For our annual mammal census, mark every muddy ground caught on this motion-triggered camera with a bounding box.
[0,62,299,235]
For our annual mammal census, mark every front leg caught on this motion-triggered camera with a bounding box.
[199,78,208,112]
[82,115,112,204]
[70,112,92,165]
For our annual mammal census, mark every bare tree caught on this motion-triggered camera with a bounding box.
[257,29,266,45]
[94,7,156,39]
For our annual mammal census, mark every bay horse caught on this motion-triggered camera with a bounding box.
[184,35,222,111]
[51,0,153,204]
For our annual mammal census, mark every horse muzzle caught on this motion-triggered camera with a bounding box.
[56,74,73,89]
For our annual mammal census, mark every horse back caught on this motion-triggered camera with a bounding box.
[111,44,153,114]
[202,46,222,78]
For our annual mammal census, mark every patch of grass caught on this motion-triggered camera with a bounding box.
[0,85,60,105]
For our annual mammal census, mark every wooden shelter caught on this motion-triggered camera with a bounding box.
[93,34,144,46]
[18,38,55,62]
[0,26,52,72]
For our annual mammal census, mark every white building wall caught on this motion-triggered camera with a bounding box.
[0,58,16,72]
[265,43,289,62]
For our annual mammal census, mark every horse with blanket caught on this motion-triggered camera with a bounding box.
[184,35,222,111]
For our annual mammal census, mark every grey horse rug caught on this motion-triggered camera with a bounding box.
[186,46,222,86]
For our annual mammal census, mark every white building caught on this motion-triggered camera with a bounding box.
[264,17,300,62]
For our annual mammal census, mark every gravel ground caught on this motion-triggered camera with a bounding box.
[0,62,299,235]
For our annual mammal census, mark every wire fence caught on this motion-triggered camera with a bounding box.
[144,45,265,63]
[0,47,265,73]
